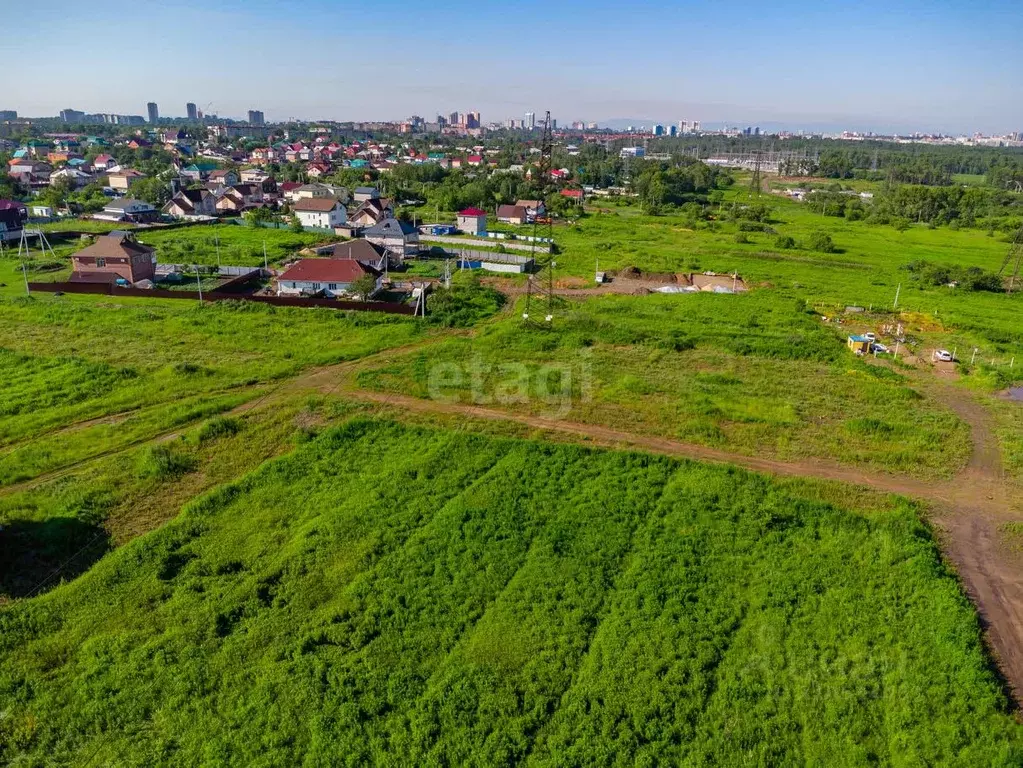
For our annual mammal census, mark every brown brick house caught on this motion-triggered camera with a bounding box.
[70,232,156,284]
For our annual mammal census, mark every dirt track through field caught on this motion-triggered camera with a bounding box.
[6,331,1023,707]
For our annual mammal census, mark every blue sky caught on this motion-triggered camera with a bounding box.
[6,0,1021,133]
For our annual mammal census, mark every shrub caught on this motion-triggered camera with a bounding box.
[734,232,751,244]
[135,444,196,480]
[197,417,242,444]
[774,235,796,249]
[808,231,837,253]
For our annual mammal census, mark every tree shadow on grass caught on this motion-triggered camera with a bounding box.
[0,517,112,599]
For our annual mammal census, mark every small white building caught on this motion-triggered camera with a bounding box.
[456,207,487,235]
[292,198,347,229]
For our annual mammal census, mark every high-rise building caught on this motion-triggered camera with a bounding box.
[692,120,700,133]
[186,102,198,121]
[587,122,598,130]
[653,124,664,136]
[466,111,480,129]
[448,111,459,126]
[248,110,265,125]
[147,102,159,123]
[0,110,16,121]
[678,120,688,134]
[669,125,677,137]
[551,118,557,130]
[525,111,535,130]
[60,108,85,122]
[437,115,447,127]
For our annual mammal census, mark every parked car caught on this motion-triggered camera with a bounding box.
[935,349,954,362]
[871,343,889,353]
[864,332,876,342]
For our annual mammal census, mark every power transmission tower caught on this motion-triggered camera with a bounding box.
[998,223,1023,293]
[524,110,556,324]
[748,150,762,196]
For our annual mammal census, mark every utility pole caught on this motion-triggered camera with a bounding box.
[215,232,221,269]
[971,348,978,364]
[263,240,268,272]
[195,265,203,302]
[893,283,901,310]
[22,262,29,296]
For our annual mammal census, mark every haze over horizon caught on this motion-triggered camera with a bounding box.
[6,0,1022,135]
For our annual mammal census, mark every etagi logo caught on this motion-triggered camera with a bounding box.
[426,349,593,420]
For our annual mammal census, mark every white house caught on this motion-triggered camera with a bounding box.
[456,207,487,235]
[275,258,381,298]
[94,198,158,222]
[293,198,347,229]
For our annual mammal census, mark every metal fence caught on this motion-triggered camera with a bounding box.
[27,282,417,315]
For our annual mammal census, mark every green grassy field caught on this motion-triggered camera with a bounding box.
[1,177,1022,764]
[1,419,1019,765]
[135,223,335,267]
[356,291,973,477]
[0,288,427,488]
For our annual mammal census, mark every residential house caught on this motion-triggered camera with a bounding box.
[275,258,381,298]
[293,198,347,230]
[307,161,332,179]
[214,184,262,214]
[240,167,270,185]
[95,198,158,223]
[515,199,545,221]
[364,217,419,264]
[107,169,145,193]
[180,163,218,182]
[208,169,240,187]
[560,188,584,202]
[294,183,332,200]
[280,181,304,202]
[163,188,217,218]
[456,207,487,235]
[348,197,393,227]
[47,151,82,165]
[226,183,263,205]
[127,138,151,150]
[30,205,55,218]
[353,186,380,202]
[327,239,387,270]
[496,204,528,225]
[70,232,156,284]
[91,154,116,172]
[49,167,93,188]
[8,157,52,179]
[0,201,27,242]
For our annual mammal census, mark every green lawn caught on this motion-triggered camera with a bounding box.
[136,223,336,267]
[0,419,1018,765]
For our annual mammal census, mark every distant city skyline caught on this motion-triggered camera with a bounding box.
[6,0,1021,136]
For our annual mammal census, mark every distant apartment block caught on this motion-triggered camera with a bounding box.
[186,102,198,121]
[0,110,16,121]
[147,102,159,123]
[248,110,265,126]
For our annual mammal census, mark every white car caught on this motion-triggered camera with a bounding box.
[864,332,876,342]
[871,343,889,353]
[935,349,954,362]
